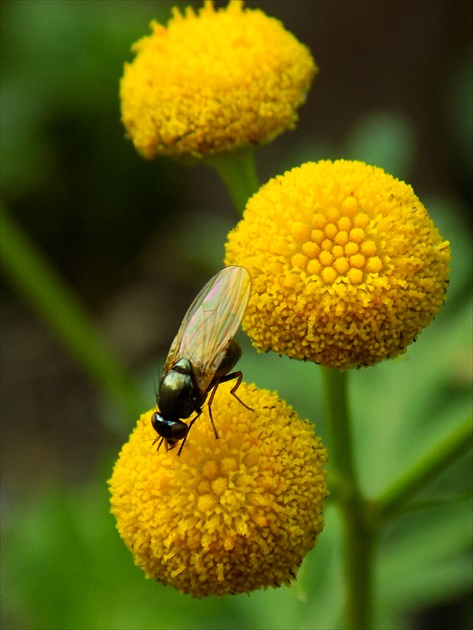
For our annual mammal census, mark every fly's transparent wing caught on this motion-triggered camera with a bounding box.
[163,266,251,392]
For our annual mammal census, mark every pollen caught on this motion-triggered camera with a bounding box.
[225,160,451,369]
[109,382,328,597]
[120,0,317,159]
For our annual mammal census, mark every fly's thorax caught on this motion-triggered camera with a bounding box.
[157,358,202,419]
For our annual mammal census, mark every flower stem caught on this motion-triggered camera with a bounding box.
[377,415,473,521]
[321,367,375,630]
[206,147,260,214]
[0,205,145,421]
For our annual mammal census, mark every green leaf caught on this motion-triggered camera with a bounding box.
[343,111,417,180]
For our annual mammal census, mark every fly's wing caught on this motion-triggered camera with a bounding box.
[163,266,251,393]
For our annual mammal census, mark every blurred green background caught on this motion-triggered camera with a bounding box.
[1,1,472,629]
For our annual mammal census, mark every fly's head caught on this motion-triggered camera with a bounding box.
[151,412,189,449]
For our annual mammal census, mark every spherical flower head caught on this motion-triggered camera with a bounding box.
[225,160,451,369]
[120,0,317,159]
[108,382,327,597]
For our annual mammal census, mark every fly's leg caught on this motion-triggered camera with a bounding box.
[153,436,165,451]
[176,372,254,455]
[205,385,220,441]
[206,370,254,439]
[177,408,203,456]
[219,370,253,411]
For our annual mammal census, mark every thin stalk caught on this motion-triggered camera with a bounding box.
[377,415,473,521]
[206,147,260,214]
[0,205,145,420]
[321,366,375,630]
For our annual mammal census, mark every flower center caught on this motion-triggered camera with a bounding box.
[289,199,383,285]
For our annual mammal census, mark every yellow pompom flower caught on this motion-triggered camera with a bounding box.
[109,382,327,597]
[225,160,451,370]
[120,0,317,159]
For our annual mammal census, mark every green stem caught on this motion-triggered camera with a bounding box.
[321,367,375,630]
[206,147,260,214]
[0,205,145,421]
[377,415,473,521]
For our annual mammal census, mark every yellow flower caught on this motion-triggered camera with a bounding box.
[109,382,327,597]
[225,160,451,370]
[120,0,316,159]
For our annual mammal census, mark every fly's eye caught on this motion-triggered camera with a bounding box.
[169,421,189,440]
[151,412,162,433]
[152,413,188,441]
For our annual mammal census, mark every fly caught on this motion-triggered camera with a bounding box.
[152,265,252,455]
